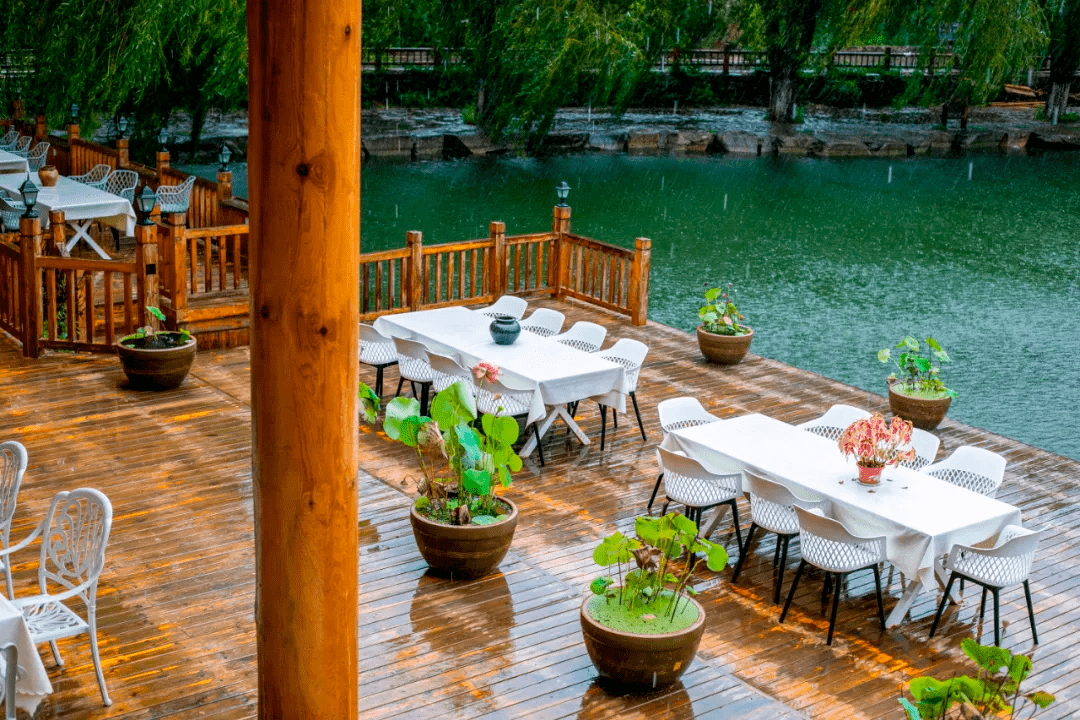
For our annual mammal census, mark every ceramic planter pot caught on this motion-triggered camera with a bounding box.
[887,384,952,430]
[857,464,883,486]
[37,165,58,187]
[410,497,518,579]
[696,326,753,366]
[117,333,197,389]
[579,593,705,689]
[488,315,521,345]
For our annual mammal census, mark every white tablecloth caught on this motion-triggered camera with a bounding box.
[374,306,628,424]
[0,151,29,175]
[0,174,135,235]
[0,595,52,714]
[666,413,1022,588]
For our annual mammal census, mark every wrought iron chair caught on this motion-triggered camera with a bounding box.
[0,488,113,705]
[929,525,1044,646]
[479,295,527,320]
[899,428,940,471]
[656,447,742,549]
[358,323,398,397]
[596,338,649,450]
[0,643,16,720]
[780,506,888,646]
[731,470,827,604]
[69,164,112,191]
[0,442,27,599]
[392,337,436,416]
[0,209,22,233]
[923,446,1007,498]
[0,131,18,151]
[475,370,545,466]
[104,169,138,203]
[796,404,871,442]
[552,321,606,353]
[648,398,722,512]
[25,142,49,172]
[157,175,196,215]
[9,137,30,158]
[520,308,565,337]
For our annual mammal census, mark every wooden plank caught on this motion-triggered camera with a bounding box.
[103,270,114,345]
[45,269,56,340]
[83,270,93,343]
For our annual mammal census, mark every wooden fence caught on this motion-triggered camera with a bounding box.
[0,235,24,345]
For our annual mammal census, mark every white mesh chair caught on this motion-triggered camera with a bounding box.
[25,142,49,171]
[520,308,565,337]
[899,428,940,471]
[479,295,527,320]
[731,471,827,605]
[9,137,30,158]
[0,488,113,705]
[929,525,1044,646]
[393,337,436,416]
[552,321,606,353]
[104,169,138,202]
[656,448,743,549]
[0,643,15,720]
[923,446,1007,498]
[796,404,871,442]
[0,209,22,233]
[158,175,196,214]
[69,164,111,191]
[596,338,649,450]
[0,131,18,150]
[649,398,722,512]
[476,371,545,466]
[780,506,888,646]
[358,323,398,397]
[0,442,27,599]
[427,352,474,395]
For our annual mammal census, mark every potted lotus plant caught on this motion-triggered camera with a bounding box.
[580,513,727,689]
[696,282,753,365]
[358,362,523,579]
[879,336,956,429]
[837,413,915,486]
[116,306,197,389]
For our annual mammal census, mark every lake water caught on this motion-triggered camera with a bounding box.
[187,154,1080,461]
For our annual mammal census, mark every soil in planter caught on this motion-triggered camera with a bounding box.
[121,332,192,350]
[586,591,699,635]
[891,383,952,401]
[418,496,513,527]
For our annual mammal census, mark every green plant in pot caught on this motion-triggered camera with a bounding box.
[696,282,753,365]
[358,364,523,578]
[878,336,955,430]
[579,513,727,689]
[116,306,197,389]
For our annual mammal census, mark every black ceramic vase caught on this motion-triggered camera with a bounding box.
[489,315,521,345]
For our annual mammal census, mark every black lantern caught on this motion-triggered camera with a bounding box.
[135,185,157,225]
[117,116,128,137]
[19,177,39,219]
[157,128,168,151]
[218,144,232,172]
[70,102,79,123]
[555,181,571,207]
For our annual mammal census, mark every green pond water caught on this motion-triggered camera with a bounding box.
[190,154,1080,461]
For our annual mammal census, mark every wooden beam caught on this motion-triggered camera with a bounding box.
[247,0,361,717]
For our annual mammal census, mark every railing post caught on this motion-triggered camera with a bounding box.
[217,170,233,202]
[553,204,571,300]
[135,220,159,329]
[67,123,80,143]
[489,221,506,297]
[156,149,171,179]
[34,114,46,142]
[883,47,892,71]
[722,45,730,75]
[116,138,130,168]
[167,216,188,316]
[406,230,423,310]
[48,210,65,256]
[19,214,41,358]
[628,237,651,326]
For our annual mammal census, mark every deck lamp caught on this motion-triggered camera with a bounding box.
[556,181,571,207]
[135,185,157,225]
[158,128,168,151]
[218,144,232,172]
[19,176,39,219]
[70,103,79,123]
[118,116,128,137]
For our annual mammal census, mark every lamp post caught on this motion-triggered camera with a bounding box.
[70,103,79,124]
[135,185,157,225]
[218,144,232,172]
[555,181,571,207]
[158,128,168,152]
[118,116,129,138]
[19,177,38,219]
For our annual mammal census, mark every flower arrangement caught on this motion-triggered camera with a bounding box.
[698,282,749,336]
[878,336,955,399]
[837,413,915,469]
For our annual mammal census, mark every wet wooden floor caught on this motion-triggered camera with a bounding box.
[0,296,1077,718]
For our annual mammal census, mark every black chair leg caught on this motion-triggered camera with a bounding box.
[872,565,886,631]
[599,405,607,450]
[826,572,843,645]
[779,558,806,623]
[630,391,647,441]
[375,366,385,397]
[979,587,988,623]
[647,473,664,512]
[992,589,1001,646]
[929,572,958,639]
[773,537,782,568]
[775,535,790,605]
[532,423,545,467]
[1024,580,1038,644]
[419,383,430,417]
[822,572,832,606]
[727,499,744,553]
[612,409,617,429]
[731,523,758,582]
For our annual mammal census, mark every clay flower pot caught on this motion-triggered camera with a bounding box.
[409,497,518,579]
[37,165,58,187]
[696,325,754,366]
[887,384,952,430]
[117,333,197,389]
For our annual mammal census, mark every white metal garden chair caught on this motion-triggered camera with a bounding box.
[923,445,1007,498]
[552,321,606,353]
[899,428,940,471]
[392,337,436,416]
[595,338,649,450]
[649,397,723,512]
[0,441,28,599]
[520,308,565,337]
[0,131,18,151]
[796,404,871,442]
[0,488,113,705]
[157,175,196,215]
[479,295,527,320]
[780,506,888,646]
[731,470,827,605]
[655,447,742,549]
[929,525,1044,646]
[69,164,111,191]
[0,210,21,233]
[25,142,49,172]
[475,370,545,466]
[8,137,30,158]
[104,169,138,203]
[358,323,398,397]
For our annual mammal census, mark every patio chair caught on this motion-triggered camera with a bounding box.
[0,209,22,233]
[552,321,606,353]
[427,352,474,395]
[25,142,49,172]
[69,164,112,191]
[780,506,888,646]
[595,338,649,450]
[899,428,940,471]
[479,295,527,320]
[0,441,28,599]
[392,337,435,416]
[475,371,545,466]
[157,175,196,215]
[0,488,113,705]
[656,447,742,549]
[796,404,871,442]
[923,446,1006,498]
[0,643,15,720]
[731,470,827,604]
[9,137,30,158]
[520,308,565,337]
[929,524,1044,646]
[104,169,138,203]
[0,131,18,151]
[358,323,398,397]
[648,398,722,512]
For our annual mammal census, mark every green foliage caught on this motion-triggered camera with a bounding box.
[699,282,749,336]
[878,336,955,399]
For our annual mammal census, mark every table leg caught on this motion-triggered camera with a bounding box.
[519,405,592,457]
[63,220,111,260]
[935,561,963,605]
[700,504,730,540]
[886,577,924,627]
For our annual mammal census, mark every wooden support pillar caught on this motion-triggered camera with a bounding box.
[407,230,423,310]
[48,210,65,256]
[553,204,571,300]
[156,150,170,178]
[217,170,233,202]
[19,214,41,358]
[248,0,361,717]
[628,237,651,326]
[135,221,158,329]
[489,220,506,297]
[116,138,130,168]
[166,216,188,317]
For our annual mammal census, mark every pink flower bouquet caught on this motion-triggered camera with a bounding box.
[837,413,916,469]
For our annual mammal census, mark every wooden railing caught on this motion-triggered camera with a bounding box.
[159,167,225,228]
[69,138,120,176]
[421,237,494,308]
[0,236,24,345]
[505,232,557,295]
[359,247,411,318]
[556,233,649,323]
[158,217,249,321]
[36,255,140,352]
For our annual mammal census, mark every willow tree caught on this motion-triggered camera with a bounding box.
[1043,0,1080,117]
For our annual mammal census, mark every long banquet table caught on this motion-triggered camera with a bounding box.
[665,412,1022,626]
[0,150,29,175]
[374,306,627,455]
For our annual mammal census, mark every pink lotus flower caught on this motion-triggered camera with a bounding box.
[473,361,501,385]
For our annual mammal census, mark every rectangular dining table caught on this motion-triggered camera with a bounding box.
[665,413,1022,626]
[0,150,29,175]
[374,306,627,455]
[0,595,52,714]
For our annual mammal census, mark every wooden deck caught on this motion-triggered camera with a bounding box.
[1,296,1078,718]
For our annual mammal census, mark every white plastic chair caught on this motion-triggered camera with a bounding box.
[899,428,940,471]
[796,404,871,442]
[358,323,398,397]
[69,164,111,191]
[104,169,138,202]
[923,446,1007,498]
[0,442,27,599]
[427,352,474,395]
[9,137,30,158]
[392,337,435,416]
[648,398,722,512]
[475,371,545,466]
[0,643,16,720]
[656,447,742,548]
[520,308,565,337]
[479,295,527,320]
[0,488,113,705]
[0,131,18,151]
[780,506,888,645]
[731,470,827,604]
[552,321,606,353]
[929,525,1044,646]
[157,175,196,214]
[25,142,49,172]
[596,338,649,450]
